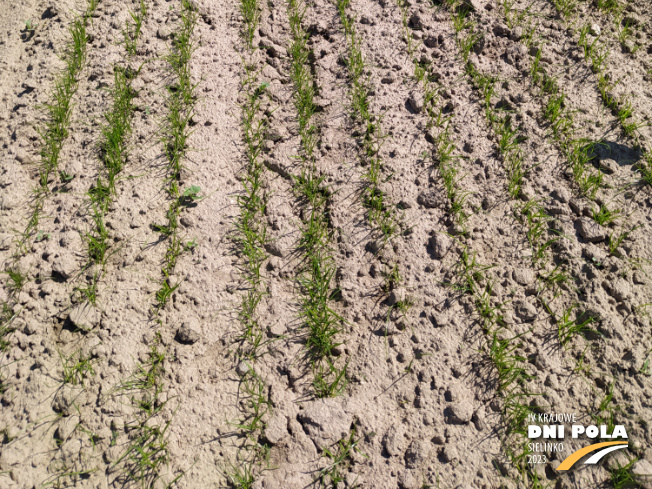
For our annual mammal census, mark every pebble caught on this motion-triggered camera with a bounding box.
[157,27,172,40]
[297,399,352,450]
[52,253,76,281]
[0,233,11,250]
[428,233,452,259]
[387,287,406,306]
[447,400,473,424]
[407,90,424,113]
[603,277,630,302]
[514,300,538,322]
[264,414,289,445]
[404,440,430,469]
[417,191,439,209]
[235,360,250,377]
[68,302,99,331]
[576,218,607,243]
[383,424,406,456]
[176,317,201,344]
[512,268,535,286]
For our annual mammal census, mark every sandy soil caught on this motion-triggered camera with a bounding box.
[0,0,651,488]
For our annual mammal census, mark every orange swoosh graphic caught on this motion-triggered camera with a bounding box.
[557,441,628,471]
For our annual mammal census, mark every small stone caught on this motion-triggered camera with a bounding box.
[405,440,430,469]
[472,409,487,431]
[381,75,396,84]
[266,257,280,273]
[603,277,630,302]
[495,96,513,111]
[387,288,406,306]
[265,43,287,58]
[446,400,473,424]
[297,399,352,450]
[236,360,251,377]
[0,443,27,469]
[383,424,406,457]
[441,445,460,464]
[589,23,601,36]
[576,218,607,243]
[103,445,123,464]
[365,239,382,254]
[417,191,439,209]
[408,12,424,30]
[55,415,80,443]
[52,386,81,415]
[23,319,39,336]
[512,268,535,286]
[459,0,484,10]
[176,317,201,344]
[265,241,285,258]
[551,188,570,203]
[266,128,282,143]
[407,91,424,113]
[265,414,288,445]
[511,25,524,41]
[493,23,511,37]
[180,215,195,228]
[424,36,438,48]
[68,303,99,331]
[428,233,452,259]
[604,450,630,471]
[268,321,286,337]
[514,300,537,322]
[346,472,365,488]
[157,27,172,40]
[597,158,617,174]
[632,459,652,484]
[52,253,77,281]
[398,470,420,489]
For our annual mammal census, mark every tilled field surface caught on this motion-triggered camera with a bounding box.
[1,0,652,488]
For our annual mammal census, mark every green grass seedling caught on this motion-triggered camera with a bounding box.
[557,305,597,347]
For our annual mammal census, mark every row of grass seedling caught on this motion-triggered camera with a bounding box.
[444,1,598,359]
[445,2,566,270]
[102,1,197,486]
[77,3,147,306]
[234,0,271,360]
[0,0,100,346]
[152,0,200,313]
[22,0,99,250]
[453,246,541,486]
[490,0,635,352]
[224,0,275,486]
[45,3,151,486]
[409,2,583,485]
[576,22,648,143]
[286,0,347,398]
[545,0,652,182]
[558,0,642,54]
[109,333,183,487]
[334,0,411,324]
[497,3,645,255]
[494,4,646,486]
[403,2,544,486]
[397,0,470,225]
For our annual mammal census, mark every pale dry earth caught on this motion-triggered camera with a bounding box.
[0,0,651,488]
